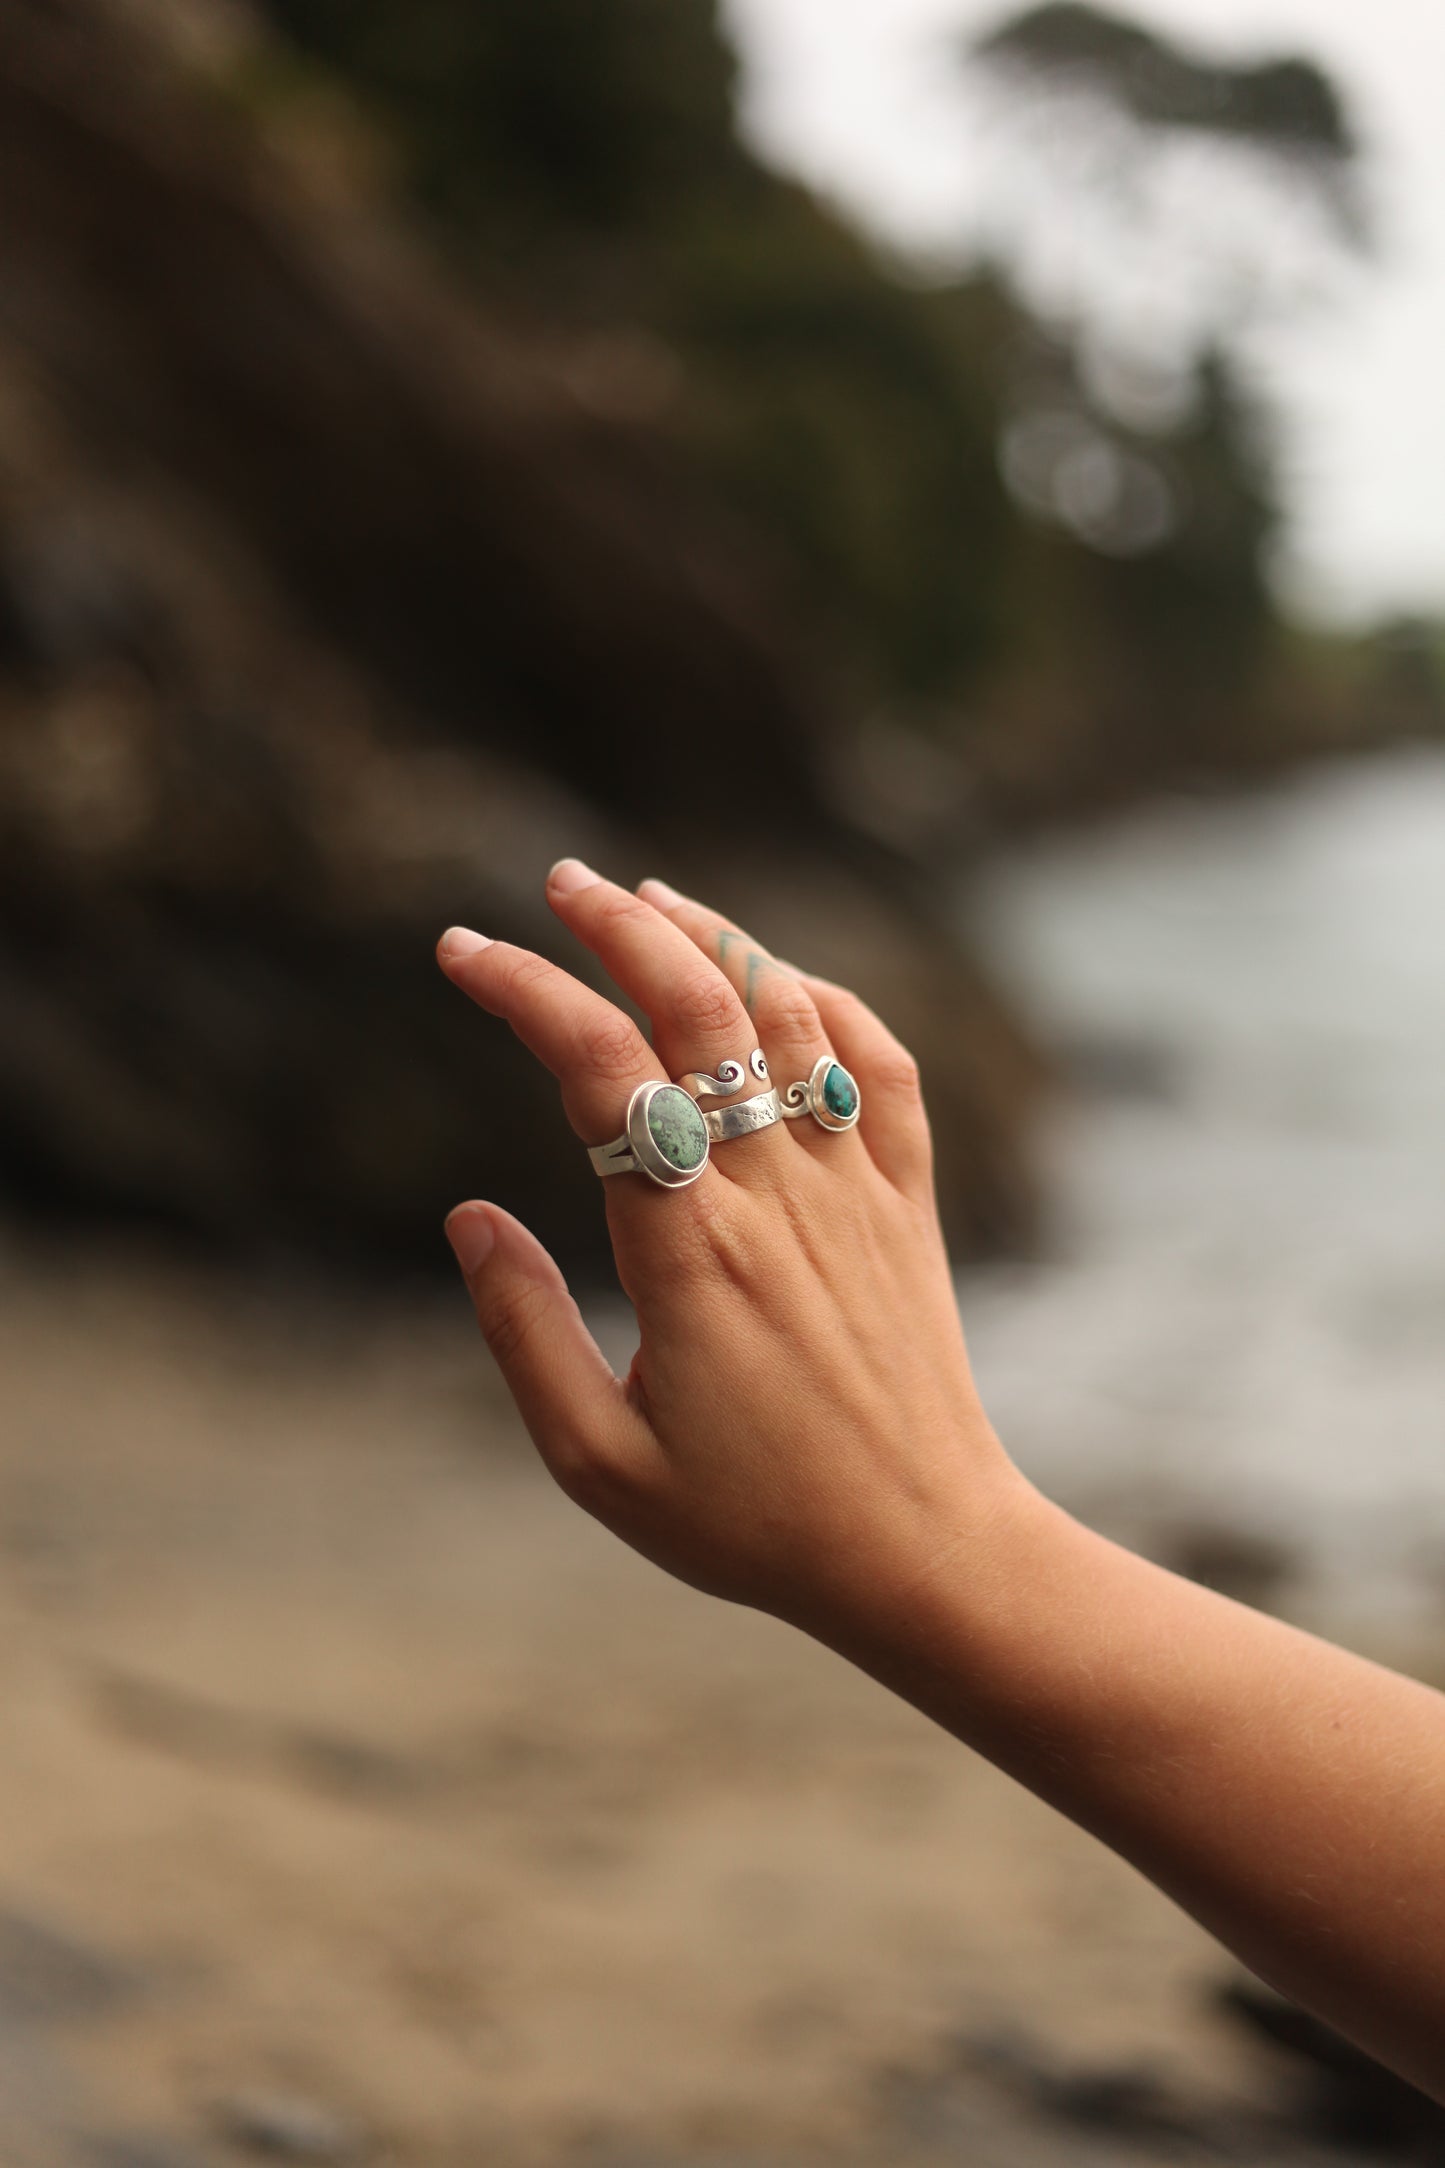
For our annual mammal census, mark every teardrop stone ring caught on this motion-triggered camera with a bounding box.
[781,1055,861,1132]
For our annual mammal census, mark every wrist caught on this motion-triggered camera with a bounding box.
[792,1445,1069,1717]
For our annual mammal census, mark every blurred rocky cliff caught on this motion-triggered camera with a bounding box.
[0,0,1043,1271]
[3,0,1434,1276]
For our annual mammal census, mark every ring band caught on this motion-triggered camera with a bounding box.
[588,1080,711,1187]
[703,1087,783,1143]
[781,1055,861,1132]
[678,1048,770,1101]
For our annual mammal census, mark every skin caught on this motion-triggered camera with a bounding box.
[437,859,1445,2100]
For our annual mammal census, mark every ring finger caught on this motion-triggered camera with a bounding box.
[634,881,866,1164]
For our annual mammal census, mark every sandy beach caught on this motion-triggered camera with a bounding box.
[0,1241,1425,2166]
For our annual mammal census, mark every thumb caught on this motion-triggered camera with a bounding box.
[444,1202,629,1482]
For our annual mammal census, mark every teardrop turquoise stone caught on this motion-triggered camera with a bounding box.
[647,1085,708,1171]
[822,1062,858,1121]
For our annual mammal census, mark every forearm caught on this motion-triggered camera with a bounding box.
[822,1475,1445,2098]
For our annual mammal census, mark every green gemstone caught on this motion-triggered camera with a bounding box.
[647,1085,708,1171]
[821,1062,858,1121]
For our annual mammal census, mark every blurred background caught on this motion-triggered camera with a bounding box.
[1,0,1443,2160]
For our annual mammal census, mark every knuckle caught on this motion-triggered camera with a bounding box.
[546,1425,649,1521]
[578,1011,648,1083]
[590,885,649,936]
[754,976,820,1041]
[552,1457,605,1516]
[479,1279,551,1371]
[685,1187,769,1296]
[670,969,742,1042]
[610,1179,725,1298]
[546,1432,615,1508]
[874,1048,923,1100]
[496,947,555,998]
[625,1179,747,1295]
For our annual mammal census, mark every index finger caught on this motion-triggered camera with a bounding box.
[437,927,666,1149]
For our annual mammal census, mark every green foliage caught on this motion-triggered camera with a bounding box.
[253,0,1371,808]
[660,201,1011,698]
[259,0,1012,703]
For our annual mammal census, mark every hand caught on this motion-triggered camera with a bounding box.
[438,862,1445,2098]
[437,859,1026,1640]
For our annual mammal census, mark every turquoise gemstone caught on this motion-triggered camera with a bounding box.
[821,1062,858,1121]
[647,1085,708,1171]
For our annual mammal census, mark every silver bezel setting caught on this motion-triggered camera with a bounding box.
[625,1079,711,1187]
[783,1054,861,1132]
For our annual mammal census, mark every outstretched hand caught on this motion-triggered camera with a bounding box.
[438,861,1445,2100]
[437,859,1023,1640]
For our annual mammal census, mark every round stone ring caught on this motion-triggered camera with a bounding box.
[588,1080,711,1188]
[781,1055,861,1132]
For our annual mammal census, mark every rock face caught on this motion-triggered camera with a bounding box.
[0,0,1043,1273]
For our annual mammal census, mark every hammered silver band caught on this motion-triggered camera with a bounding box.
[702,1087,784,1143]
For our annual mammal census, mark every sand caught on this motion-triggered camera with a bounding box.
[0,1241,1393,2164]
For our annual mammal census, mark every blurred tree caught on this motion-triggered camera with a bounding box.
[957,0,1370,804]
[977,344,1283,806]
[254,0,1374,813]
[254,0,1013,711]
[973,1,1363,243]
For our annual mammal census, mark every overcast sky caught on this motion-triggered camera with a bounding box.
[721,0,1445,624]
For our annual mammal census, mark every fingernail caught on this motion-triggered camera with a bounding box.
[548,857,602,896]
[441,926,492,959]
[445,1204,495,1275]
[638,876,686,908]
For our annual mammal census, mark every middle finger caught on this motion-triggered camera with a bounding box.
[546,860,797,1180]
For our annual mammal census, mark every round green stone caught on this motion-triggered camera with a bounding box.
[821,1062,859,1122]
[647,1085,708,1171]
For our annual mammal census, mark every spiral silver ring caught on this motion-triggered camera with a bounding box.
[677,1047,770,1102]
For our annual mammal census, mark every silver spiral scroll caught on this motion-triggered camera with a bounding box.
[680,1049,769,1101]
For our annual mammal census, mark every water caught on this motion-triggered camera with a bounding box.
[961,750,1445,1646]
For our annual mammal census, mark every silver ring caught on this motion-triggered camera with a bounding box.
[588,1080,711,1188]
[703,1087,783,1143]
[678,1048,770,1101]
[780,1055,860,1132]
